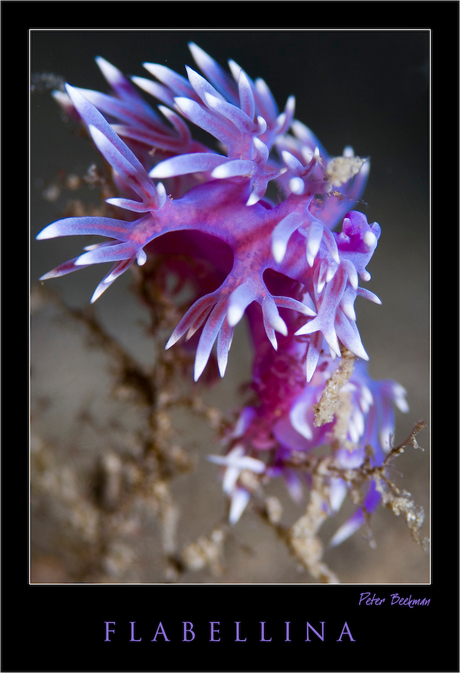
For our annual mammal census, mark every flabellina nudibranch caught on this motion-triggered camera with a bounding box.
[36,43,409,542]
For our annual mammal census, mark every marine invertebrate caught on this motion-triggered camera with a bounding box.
[36,42,424,557]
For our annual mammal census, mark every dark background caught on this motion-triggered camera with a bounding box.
[7,3,457,671]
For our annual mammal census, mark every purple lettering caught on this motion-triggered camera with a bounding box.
[306,622,325,642]
[285,621,291,642]
[337,622,355,642]
[210,622,220,642]
[234,622,247,642]
[130,621,142,642]
[151,622,170,642]
[104,622,116,642]
[359,592,385,605]
[182,622,195,642]
[260,622,272,642]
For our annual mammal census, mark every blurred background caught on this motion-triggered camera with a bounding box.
[30,29,429,583]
